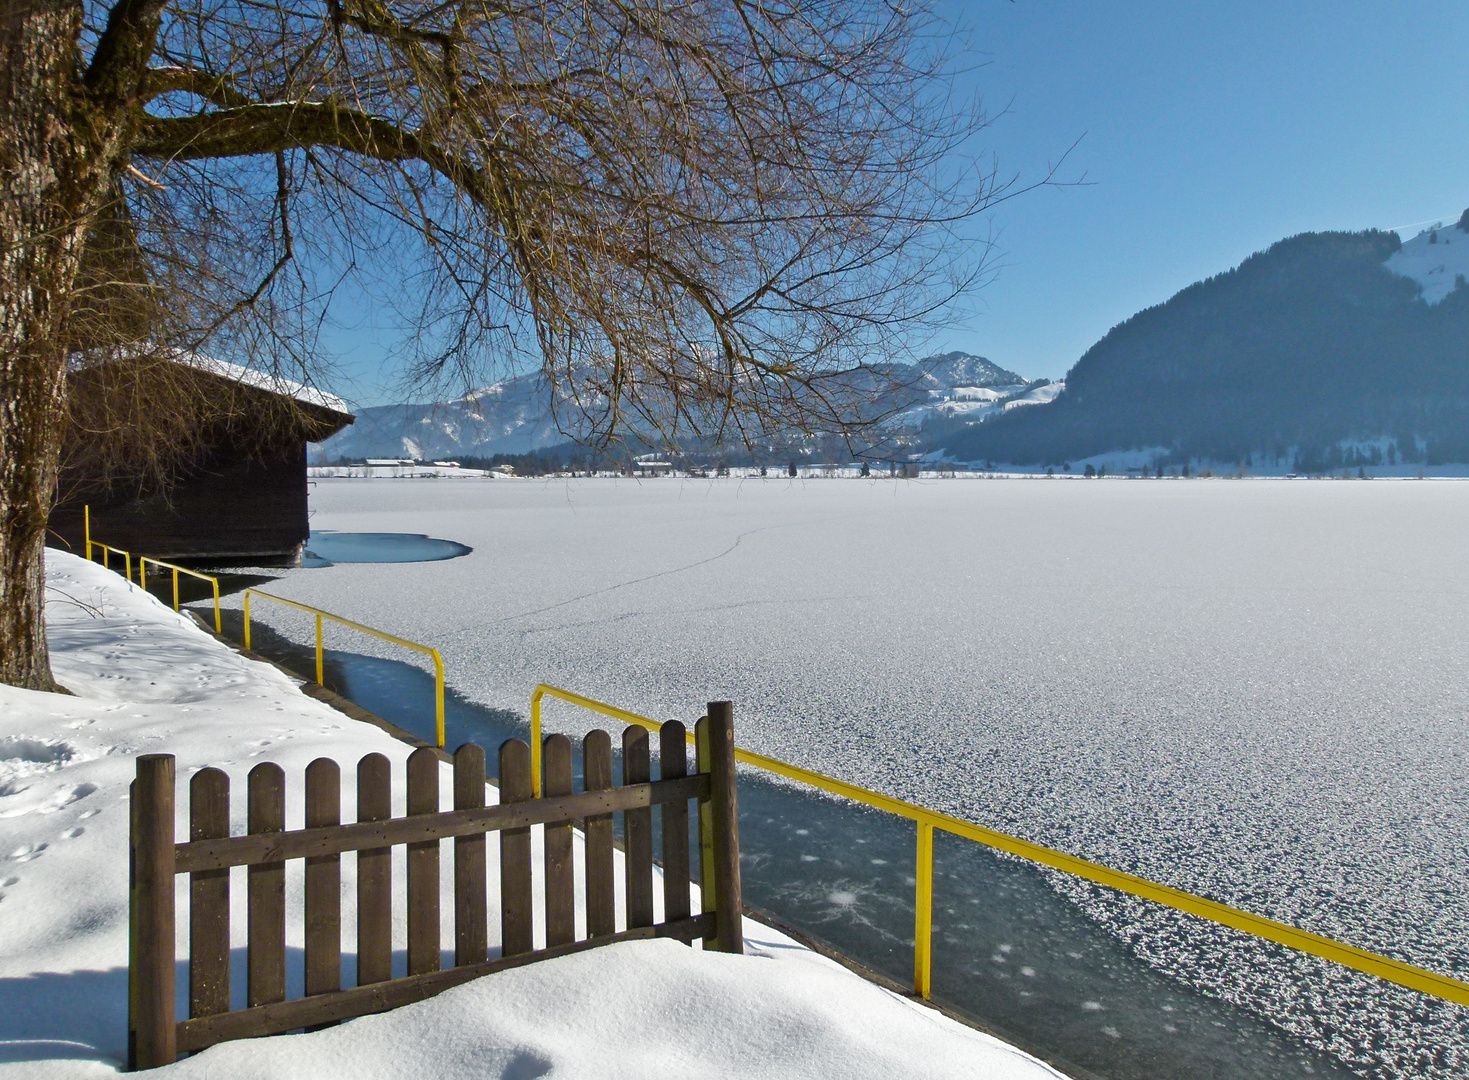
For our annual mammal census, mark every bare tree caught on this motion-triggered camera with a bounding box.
[1,0,1014,690]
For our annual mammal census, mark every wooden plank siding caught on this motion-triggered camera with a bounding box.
[48,364,352,565]
[128,719,743,1069]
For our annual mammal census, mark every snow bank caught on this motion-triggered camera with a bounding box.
[146,938,1052,1080]
[0,551,1059,1079]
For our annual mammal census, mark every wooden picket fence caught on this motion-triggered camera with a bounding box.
[128,704,743,1070]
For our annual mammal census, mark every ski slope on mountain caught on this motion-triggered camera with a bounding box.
[1385,216,1469,304]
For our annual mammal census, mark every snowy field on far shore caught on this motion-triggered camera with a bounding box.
[244,476,1469,1079]
[0,551,1059,1079]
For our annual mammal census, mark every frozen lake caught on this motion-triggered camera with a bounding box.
[243,476,1469,1077]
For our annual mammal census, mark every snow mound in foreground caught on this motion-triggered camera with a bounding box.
[159,937,1055,1080]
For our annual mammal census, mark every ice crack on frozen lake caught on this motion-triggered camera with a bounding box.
[490,522,792,625]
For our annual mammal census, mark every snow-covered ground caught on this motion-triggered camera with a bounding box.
[245,477,1469,1078]
[0,551,1058,1079]
[1386,219,1469,304]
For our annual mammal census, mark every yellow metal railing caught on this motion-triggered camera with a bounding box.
[89,540,135,583]
[84,508,222,631]
[529,683,1469,1009]
[244,589,446,748]
[139,557,222,634]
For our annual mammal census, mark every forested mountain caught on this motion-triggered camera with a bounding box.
[946,223,1469,467]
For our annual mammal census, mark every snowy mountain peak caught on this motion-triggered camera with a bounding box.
[1385,208,1469,305]
[920,351,1025,389]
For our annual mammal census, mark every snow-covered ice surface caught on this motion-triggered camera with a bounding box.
[0,551,1057,1079]
[249,476,1469,1079]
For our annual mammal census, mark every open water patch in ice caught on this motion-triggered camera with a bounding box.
[302,531,471,567]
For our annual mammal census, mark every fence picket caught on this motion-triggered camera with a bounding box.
[542,734,575,947]
[453,744,488,967]
[705,701,744,954]
[582,730,615,938]
[247,763,286,1007]
[695,716,715,946]
[130,756,176,1069]
[499,740,534,956]
[355,753,392,986]
[305,758,342,997]
[623,726,654,929]
[189,767,231,1017]
[406,747,441,975]
[659,721,691,924]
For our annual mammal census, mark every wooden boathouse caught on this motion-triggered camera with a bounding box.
[48,354,353,565]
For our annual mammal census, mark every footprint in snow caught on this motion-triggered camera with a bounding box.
[8,844,46,862]
[61,827,84,839]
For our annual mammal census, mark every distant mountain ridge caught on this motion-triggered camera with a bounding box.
[945,221,1469,468]
[313,352,1029,461]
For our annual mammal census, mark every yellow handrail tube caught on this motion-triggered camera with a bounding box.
[244,589,446,747]
[138,556,222,634]
[529,682,1469,1009]
[92,542,134,584]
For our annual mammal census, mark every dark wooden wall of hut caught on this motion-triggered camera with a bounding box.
[49,443,314,565]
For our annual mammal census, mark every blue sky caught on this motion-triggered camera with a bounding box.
[930,1,1469,381]
[323,2,1469,403]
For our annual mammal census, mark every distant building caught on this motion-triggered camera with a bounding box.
[48,355,353,565]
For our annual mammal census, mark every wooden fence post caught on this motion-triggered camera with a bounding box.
[695,716,715,946]
[498,739,534,956]
[129,754,176,1069]
[247,763,286,1008]
[622,726,654,929]
[582,730,615,938]
[304,758,342,997]
[706,702,744,954]
[453,743,488,967]
[189,768,231,1020]
[659,721,691,924]
[406,747,441,975]
[356,753,393,985]
[542,735,575,947]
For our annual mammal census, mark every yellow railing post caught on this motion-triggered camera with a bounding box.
[139,557,147,593]
[432,652,445,751]
[530,687,544,796]
[314,612,324,686]
[124,551,132,584]
[915,821,934,998]
[242,588,445,747]
[84,505,91,561]
[209,577,221,634]
[172,567,179,611]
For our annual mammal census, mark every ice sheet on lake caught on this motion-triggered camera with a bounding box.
[255,476,1469,1078]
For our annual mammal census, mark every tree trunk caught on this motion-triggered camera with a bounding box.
[0,2,93,690]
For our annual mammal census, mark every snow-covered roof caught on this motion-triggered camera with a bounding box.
[182,351,352,415]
